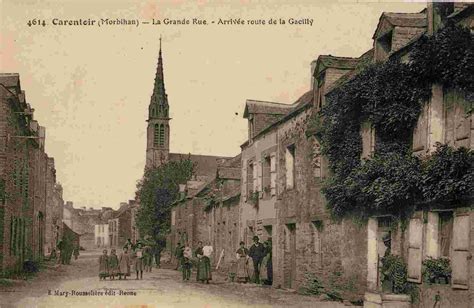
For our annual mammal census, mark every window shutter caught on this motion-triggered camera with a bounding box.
[242,159,247,201]
[407,217,423,283]
[451,212,470,290]
[252,162,257,192]
[257,161,263,198]
[270,155,276,196]
[367,218,378,290]
[425,212,439,258]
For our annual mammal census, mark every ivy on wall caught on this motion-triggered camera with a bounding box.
[311,22,473,220]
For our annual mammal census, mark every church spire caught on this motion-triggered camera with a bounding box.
[150,35,167,113]
[146,35,171,170]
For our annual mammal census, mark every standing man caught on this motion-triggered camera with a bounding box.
[174,242,184,270]
[249,236,265,284]
[153,243,162,268]
[182,245,193,281]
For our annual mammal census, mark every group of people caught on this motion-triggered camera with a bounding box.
[236,236,272,285]
[174,236,272,285]
[98,239,162,280]
[175,241,213,283]
[49,239,80,265]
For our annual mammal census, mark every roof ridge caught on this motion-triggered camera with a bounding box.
[246,99,292,106]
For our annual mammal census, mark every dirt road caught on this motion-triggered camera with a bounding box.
[0,249,347,308]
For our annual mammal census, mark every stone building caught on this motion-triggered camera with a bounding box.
[239,100,290,248]
[362,4,474,307]
[62,202,112,250]
[94,224,110,248]
[233,3,474,307]
[170,155,241,271]
[44,157,63,255]
[109,200,136,248]
[146,39,235,258]
[0,73,64,273]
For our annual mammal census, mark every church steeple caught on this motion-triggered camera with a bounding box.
[149,36,169,119]
[146,37,170,170]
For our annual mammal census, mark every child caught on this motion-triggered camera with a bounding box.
[182,245,193,281]
[143,244,153,273]
[99,249,109,280]
[119,247,131,280]
[133,243,144,280]
[108,249,119,280]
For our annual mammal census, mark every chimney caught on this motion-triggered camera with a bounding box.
[427,2,455,35]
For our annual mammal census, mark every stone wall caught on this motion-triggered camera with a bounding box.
[274,107,368,300]
[207,198,240,272]
[0,79,44,273]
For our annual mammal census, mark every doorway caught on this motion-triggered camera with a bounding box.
[284,223,296,289]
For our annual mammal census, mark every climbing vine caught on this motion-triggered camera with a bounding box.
[420,144,473,205]
[312,22,473,219]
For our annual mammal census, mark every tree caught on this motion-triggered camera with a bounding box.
[135,158,194,248]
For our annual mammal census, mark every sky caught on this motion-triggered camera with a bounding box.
[0,0,427,209]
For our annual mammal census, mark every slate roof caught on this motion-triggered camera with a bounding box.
[241,90,313,149]
[169,153,231,178]
[315,55,360,76]
[291,90,314,111]
[219,153,242,168]
[325,49,374,95]
[0,73,20,88]
[373,12,427,39]
[243,100,293,118]
[186,180,211,198]
[383,12,427,28]
[217,167,240,180]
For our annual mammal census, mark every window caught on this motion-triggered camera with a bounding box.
[311,221,322,253]
[317,72,325,110]
[249,116,255,141]
[247,161,254,196]
[376,31,392,62]
[285,145,295,189]
[439,212,453,258]
[310,138,322,178]
[153,124,160,146]
[284,223,295,251]
[159,124,165,146]
[262,156,271,197]
[270,154,277,196]
[253,161,258,193]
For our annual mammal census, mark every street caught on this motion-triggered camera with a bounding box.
[0,249,346,308]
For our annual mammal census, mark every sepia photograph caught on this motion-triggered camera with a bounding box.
[0,1,473,307]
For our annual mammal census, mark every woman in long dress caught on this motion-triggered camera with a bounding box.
[195,241,211,284]
[98,249,109,280]
[236,241,249,283]
[259,241,270,284]
[118,247,131,279]
[108,249,119,280]
[182,245,193,281]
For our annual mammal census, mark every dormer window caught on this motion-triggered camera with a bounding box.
[316,72,326,110]
[376,31,392,62]
[249,115,255,141]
